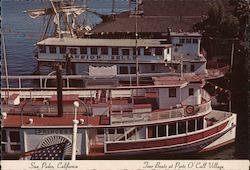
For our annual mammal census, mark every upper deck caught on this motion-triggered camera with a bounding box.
[2,75,211,128]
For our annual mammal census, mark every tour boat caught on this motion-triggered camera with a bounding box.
[1,72,236,159]
[1,0,235,160]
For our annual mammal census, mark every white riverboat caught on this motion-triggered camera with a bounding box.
[1,0,235,160]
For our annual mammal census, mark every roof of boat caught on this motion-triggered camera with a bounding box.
[37,38,172,47]
[2,114,101,128]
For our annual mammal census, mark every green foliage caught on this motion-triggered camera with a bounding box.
[220,15,240,38]
[207,0,224,25]
[194,0,241,39]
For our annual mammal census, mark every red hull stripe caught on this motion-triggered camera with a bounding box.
[106,121,228,152]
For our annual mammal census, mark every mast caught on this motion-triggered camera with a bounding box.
[135,0,139,86]
[1,33,10,90]
[112,0,115,13]
[50,0,61,38]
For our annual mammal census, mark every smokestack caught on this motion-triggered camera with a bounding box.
[56,64,63,117]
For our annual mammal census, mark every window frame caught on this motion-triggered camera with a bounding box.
[155,47,163,55]
[69,48,77,55]
[80,47,87,54]
[112,47,119,55]
[192,39,198,44]
[169,87,177,98]
[49,46,57,54]
[120,66,129,74]
[189,88,194,96]
[59,46,66,54]
[39,45,46,53]
[186,39,192,44]
[91,47,98,55]
[122,48,130,55]
[101,47,108,55]
[179,39,185,44]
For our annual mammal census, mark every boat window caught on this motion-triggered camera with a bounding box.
[97,128,104,135]
[2,144,5,152]
[70,48,77,55]
[10,144,21,151]
[122,49,130,55]
[178,121,186,134]
[174,47,178,52]
[174,65,178,70]
[137,127,145,139]
[186,39,192,44]
[117,128,124,134]
[39,45,46,53]
[133,48,141,55]
[191,64,195,72]
[193,39,198,44]
[101,47,108,55]
[151,64,155,71]
[127,128,136,140]
[108,129,115,134]
[60,46,66,54]
[49,46,56,54]
[158,124,166,137]
[155,48,163,55]
[2,129,6,142]
[179,39,185,44]
[183,65,187,72]
[189,88,194,96]
[168,123,176,136]
[130,66,136,74]
[120,66,128,74]
[9,131,20,142]
[169,88,176,98]
[80,47,87,54]
[144,48,151,55]
[167,48,170,54]
[117,128,125,141]
[91,47,98,55]
[148,125,156,138]
[197,117,204,130]
[112,47,119,55]
[188,119,195,132]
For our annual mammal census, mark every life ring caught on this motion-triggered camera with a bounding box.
[186,105,195,115]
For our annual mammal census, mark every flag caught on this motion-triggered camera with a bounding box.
[20,142,68,160]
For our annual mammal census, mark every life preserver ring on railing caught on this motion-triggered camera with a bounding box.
[186,105,195,115]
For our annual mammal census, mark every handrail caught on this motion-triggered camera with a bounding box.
[0,72,185,89]
[110,100,212,124]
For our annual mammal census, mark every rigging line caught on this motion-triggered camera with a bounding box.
[43,15,52,39]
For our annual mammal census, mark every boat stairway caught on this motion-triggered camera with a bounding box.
[115,127,144,141]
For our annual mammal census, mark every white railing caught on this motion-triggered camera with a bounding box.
[110,90,212,124]
[201,89,211,101]
[1,73,180,89]
[110,107,184,124]
[2,103,88,116]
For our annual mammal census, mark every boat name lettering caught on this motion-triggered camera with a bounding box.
[35,129,73,135]
[75,55,136,61]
